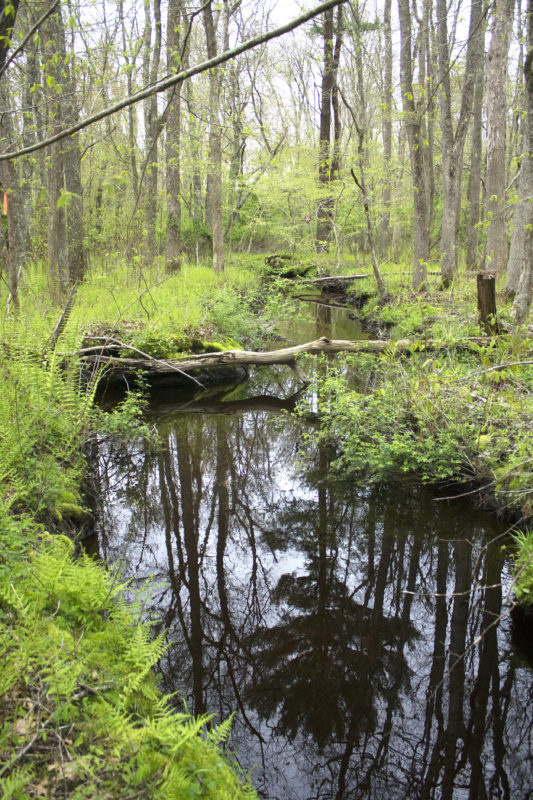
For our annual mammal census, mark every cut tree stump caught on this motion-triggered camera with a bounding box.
[477,272,501,335]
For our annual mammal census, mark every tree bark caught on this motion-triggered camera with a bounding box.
[513,6,533,324]
[315,7,343,253]
[0,77,29,309]
[41,2,86,290]
[378,0,392,255]
[437,0,484,285]
[203,1,224,272]
[465,47,485,270]
[485,0,516,273]
[477,272,501,333]
[505,153,533,297]
[0,1,20,74]
[118,0,140,200]
[165,0,183,273]
[143,0,162,263]
[398,0,430,289]
[316,8,334,252]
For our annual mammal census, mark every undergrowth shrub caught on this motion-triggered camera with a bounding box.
[300,343,533,518]
[0,340,94,521]
[513,530,533,604]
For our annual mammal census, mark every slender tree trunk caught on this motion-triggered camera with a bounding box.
[316,9,334,252]
[378,0,393,254]
[465,47,485,269]
[41,3,85,288]
[0,80,27,309]
[143,0,162,263]
[119,0,140,200]
[330,5,343,181]
[437,0,483,285]
[40,6,67,297]
[505,154,533,297]
[165,0,182,273]
[421,0,436,236]
[315,7,343,254]
[513,2,533,324]
[398,0,430,289]
[203,1,224,272]
[485,0,515,273]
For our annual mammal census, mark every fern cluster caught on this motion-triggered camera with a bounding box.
[0,535,256,799]
[0,328,95,522]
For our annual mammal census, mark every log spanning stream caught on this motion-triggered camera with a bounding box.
[88,297,533,799]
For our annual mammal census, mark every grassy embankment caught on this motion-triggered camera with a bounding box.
[1,254,532,796]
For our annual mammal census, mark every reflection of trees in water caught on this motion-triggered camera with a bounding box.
[94,405,533,800]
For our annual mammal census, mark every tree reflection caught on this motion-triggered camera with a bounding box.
[92,380,533,800]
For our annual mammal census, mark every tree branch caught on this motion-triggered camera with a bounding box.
[0,0,60,80]
[0,0,347,161]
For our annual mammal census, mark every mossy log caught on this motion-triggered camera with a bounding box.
[81,336,493,385]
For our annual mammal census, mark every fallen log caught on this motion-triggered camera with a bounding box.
[302,274,369,293]
[310,273,369,283]
[81,335,494,384]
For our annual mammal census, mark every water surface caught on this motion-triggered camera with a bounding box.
[90,303,533,799]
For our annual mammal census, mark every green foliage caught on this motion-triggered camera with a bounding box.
[299,327,533,517]
[305,353,481,485]
[0,334,94,521]
[513,530,533,604]
[0,535,256,799]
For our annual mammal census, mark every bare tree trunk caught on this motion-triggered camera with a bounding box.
[0,79,27,309]
[57,10,86,282]
[437,0,484,285]
[485,0,515,274]
[203,1,224,272]
[316,8,334,252]
[421,0,436,236]
[143,0,162,263]
[344,7,385,296]
[513,1,533,324]
[465,48,485,269]
[505,153,533,297]
[119,0,140,200]
[40,5,67,297]
[378,0,392,255]
[315,7,343,253]
[165,0,183,273]
[398,0,430,289]
[41,3,85,289]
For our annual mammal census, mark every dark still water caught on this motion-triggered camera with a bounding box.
[90,366,533,800]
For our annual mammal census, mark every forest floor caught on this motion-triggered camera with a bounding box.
[1,254,532,798]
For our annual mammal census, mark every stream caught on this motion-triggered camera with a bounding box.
[88,297,533,799]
